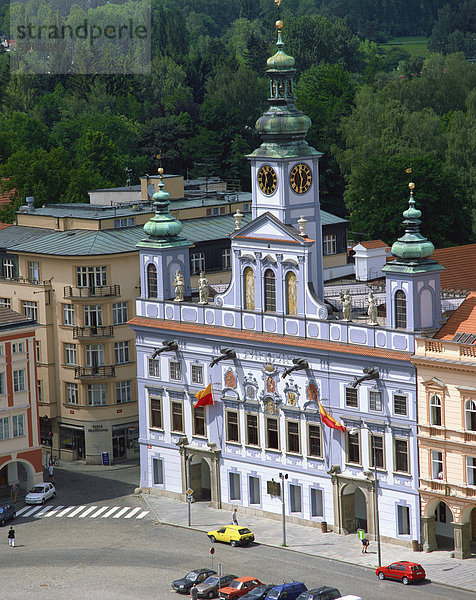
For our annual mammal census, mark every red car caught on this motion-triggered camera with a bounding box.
[376,561,426,585]
[220,577,263,600]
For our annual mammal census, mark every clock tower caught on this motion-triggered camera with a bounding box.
[248,20,325,298]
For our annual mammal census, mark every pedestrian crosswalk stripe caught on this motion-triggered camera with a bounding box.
[15,506,30,516]
[23,506,43,517]
[101,506,120,518]
[35,506,54,517]
[136,510,149,519]
[56,506,76,517]
[112,507,131,519]
[43,506,64,517]
[67,506,86,518]
[79,506,98,518]
[124,507,141,519]
[89,506,108,518]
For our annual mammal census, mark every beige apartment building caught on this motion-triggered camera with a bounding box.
[0,203,155,464]
[412,292,476,559]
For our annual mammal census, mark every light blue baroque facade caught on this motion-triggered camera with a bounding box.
[130,24,443,546]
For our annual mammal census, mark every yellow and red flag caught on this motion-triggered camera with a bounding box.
[194,383,214,408]
[318,400,346,432]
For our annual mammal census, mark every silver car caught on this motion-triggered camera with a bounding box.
[196,574,238,599]
[25,482,56,504]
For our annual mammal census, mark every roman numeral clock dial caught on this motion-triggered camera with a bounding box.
[290,163,312,194]
[258,165,278,195]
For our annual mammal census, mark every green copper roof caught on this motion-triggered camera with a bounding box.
[138,173,190,250]
[249,22,321,159]
[382,184,443,275]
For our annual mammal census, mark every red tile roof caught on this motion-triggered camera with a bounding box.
[0,223,12,230]
[355,240,388,250]
[432,244,476,292]
[128,317,412,361]
[435,292,476,339]
[0,179,16,207]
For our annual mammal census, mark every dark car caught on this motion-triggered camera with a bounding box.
[172,568,217,594]
[241,584,277,600]
[297,587,341,600]
[376,561,426,585]
[0,504,16,526]
[266,582,307,600]
[196,573,237,598]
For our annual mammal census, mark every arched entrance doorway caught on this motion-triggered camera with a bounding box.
[0,459,36,497]
[433,501,455,551]
[189,455,211,501]
[341,484,368,533]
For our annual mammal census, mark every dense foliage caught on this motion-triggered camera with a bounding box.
[0,0,474,248]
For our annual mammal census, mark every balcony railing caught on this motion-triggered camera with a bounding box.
[64,285,120,299]
[74,366,115,379]
[73,326,114,339]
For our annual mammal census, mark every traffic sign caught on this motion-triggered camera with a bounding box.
[210,547,215,554]
[186,487,193,496]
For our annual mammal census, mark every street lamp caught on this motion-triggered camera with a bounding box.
[278,472,288,546]
[368,429,382,567]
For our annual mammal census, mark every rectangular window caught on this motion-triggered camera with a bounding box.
[84,305,103,327]
[169,360,181,381]
[0,298,11,308]
[222,248,232,270]
[246,414,259,446]
[35,341,41,363]
[66,382,79,405]
[114,341,130,364]
[12,342,24,353]
[345,387,358,408]
[290,484,302,513]
[266,417,279,450]
[112,302,128,325]
[0,372,4,395]
[249,475,260,505]
[369,390,382,412]
[64,343,77,365]
[193,406,206,436]
[191,364,203,385]
[394,394,407,416]
[37,380,42,403]
[3,259,14,279]
[87,383,107,406]
[466,456,476,486]
[347,431,360,464]
[152,458,163,485]
[397,505,410,535]
[226,411,239,443]
[13,369,25,392]
[171,401,184,432]
[28,261,40,282]
[76,266,107,288]
[63,304,75,326]
[323,234,337,255]
[190,252,205,275]
[116,380,132,404]
[287,421,300,454]
[311,488,323,517]
[150,397,163,428]
[23,300,38,321]
[148,359,160,378]
[12,414,24,437]
[431,450,444,479]
[0,417,10,439]
[229,472,241,501]
[308,424,321,457]
[85,345,105,369]
[370,434,385,469]
[395,438,409,473]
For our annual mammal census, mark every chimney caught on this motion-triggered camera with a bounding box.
[26,196,34,211]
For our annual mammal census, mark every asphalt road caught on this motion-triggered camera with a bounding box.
[1,465,473,600]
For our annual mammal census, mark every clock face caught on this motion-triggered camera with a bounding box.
[290,163,312,194]
[258,165,277,195]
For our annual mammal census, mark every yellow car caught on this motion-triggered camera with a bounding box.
[207,525,255,547]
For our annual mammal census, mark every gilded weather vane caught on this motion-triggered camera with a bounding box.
[274,0,282,6]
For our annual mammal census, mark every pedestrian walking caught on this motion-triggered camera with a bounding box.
[361,538,370,553]
[10,483,18,503]
[8,527,15,547]
[48,463,55,483]
[232,508,238,525]
[190,583,198,600]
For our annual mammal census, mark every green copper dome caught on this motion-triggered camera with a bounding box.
[267,29,295,70]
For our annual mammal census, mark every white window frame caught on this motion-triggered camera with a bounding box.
[64,343,77,366]
[225,409,240,443]
[66,382,79,405]
[152,458,164,485]
[222,248,232,270]
[84,305,103,327]
[0,372,4,395]
[465,399,476,431]
[169,360,181,381]
[0,298,11,308]
[23,301,38,321]
[431,450,444,480]
[190,252,205,275]
[28,261,40,282]
[229,472,241,501]
[191,364,203,385]
[345,386,358,408]
[63,304,75,326]
[430,394,442,426]
[114,341,130,364]
[394,437,410,474]
[393,393,407,416]
[323,234,337,255]
[112,302,128,325]
[116,380,132,404]
[3,259,14,279]
[466,456,476,486]
[76,266,107,288]
[12,414,24,437]
[85,345,105,368]
[13,369,25,392]
[369,389,382,412]
[0,416,10,439]
[12,342,24,354]
[148,358,160,378]
[87,383,107,406]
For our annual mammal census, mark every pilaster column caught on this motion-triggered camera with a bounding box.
[422,515,437,553]
[453,522,471,559]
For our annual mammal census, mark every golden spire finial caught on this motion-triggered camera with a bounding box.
[274,0,282,6]
[158,167,164,176]
[409,182,415,191]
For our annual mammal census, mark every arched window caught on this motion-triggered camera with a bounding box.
[395,290,407,329]
[264,269,276,312]
[465,399,476,431]
[286,271,297,316]
[243,267,255,311]
[147,264,158,298]
[430,394,442,426]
